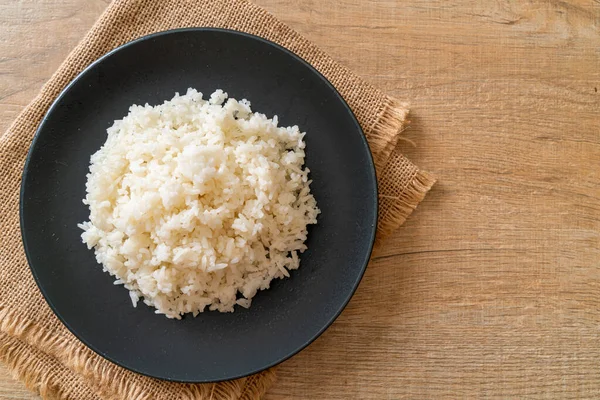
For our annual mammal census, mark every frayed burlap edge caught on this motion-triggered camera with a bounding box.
[369,97,410,172]
[371,99,436,239]
[0,332,103,400]
[0,306,277,400]
[0,334,69,400]
[378,168,436,239]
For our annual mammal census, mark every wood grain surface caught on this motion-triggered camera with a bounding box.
[1,0,599,398]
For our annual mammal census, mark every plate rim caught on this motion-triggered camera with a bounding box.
[19,27,379,383]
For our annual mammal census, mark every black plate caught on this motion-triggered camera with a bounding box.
[20,28,377,383]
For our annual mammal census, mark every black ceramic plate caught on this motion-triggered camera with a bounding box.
[20,28,377,383]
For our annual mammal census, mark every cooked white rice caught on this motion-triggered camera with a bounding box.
[78,88,319,319]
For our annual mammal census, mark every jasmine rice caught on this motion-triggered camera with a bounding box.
[78,89,319,319]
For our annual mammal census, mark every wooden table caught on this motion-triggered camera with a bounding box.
[1,0,599,398]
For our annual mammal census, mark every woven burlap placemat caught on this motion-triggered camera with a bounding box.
[0,0,435,398]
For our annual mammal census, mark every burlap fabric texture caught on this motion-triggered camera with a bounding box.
[0,0,435,398]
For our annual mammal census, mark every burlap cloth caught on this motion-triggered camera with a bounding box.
[0,0,435,398]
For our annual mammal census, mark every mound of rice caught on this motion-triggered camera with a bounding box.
[78,88,319,319]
